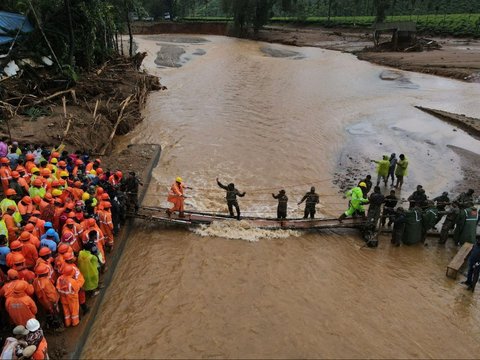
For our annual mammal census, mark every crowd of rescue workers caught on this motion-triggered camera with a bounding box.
[0,139,142,359]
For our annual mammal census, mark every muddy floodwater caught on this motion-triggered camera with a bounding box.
[82,36,480,358]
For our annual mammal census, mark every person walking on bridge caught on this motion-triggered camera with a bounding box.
[298,187,319,219]
[166,177,191,218]
[217,178,246,220]
[339,182,369,222]
[272,190,288,219]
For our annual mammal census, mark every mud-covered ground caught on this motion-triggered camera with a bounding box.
[254,25,480,82]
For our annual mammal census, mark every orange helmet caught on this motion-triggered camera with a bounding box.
[63,251,75,261]
[5,189,16,196]
[39,247,52,257]
[58,160,67,167]
[18,232,30,241]
[96,167,104,175]
[7,269,18,280]
[10,240,23,250]
[75,159,83,165]
[25,153,35,161]
[44,193,53,201]
[33,178,43,187]
[102,201,112,209]
[11,171,20,179]
[7,205,16,212]
[100,193,110,200]
[24,223,35,232]
[61,264,75,276]
[87,218,96,227]
[21,196,32,204]
[41,168,51,176]
[57,243,71,254]
[35,263,50,275]
[74,181,82,188]
[65,218,75,225]
[115,170,122,178]
[0,157,10,164]
[51,152,60,159]
[51,180,60,187]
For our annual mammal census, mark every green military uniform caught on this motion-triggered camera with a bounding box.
[453,207,479,245]
[402,208,422,245]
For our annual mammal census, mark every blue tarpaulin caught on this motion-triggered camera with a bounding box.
[0,11,34,45]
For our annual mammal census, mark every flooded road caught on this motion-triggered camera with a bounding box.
[82,35,480,358]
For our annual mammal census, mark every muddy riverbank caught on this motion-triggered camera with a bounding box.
[131,21,480,82]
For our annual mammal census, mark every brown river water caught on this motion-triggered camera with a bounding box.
[82,35,480,358]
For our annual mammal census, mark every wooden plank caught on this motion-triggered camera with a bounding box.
[135,206,366,231]
[446,243,473,279]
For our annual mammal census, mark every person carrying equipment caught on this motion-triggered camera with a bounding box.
[166,177,191,218]
[272,190,288,219]
[298,187,320,219]
[339,182,369,222]
[216,178,246,220]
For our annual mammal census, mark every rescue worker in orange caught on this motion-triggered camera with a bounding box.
[35,247,55,283]
[9,171,28,199]
[81,221,105,266]
[0,157,12,194]
[3,206,19,240]
[166,177,191,218]
[18,196,34,223]
[54,244,72,274]
[108,170,123,187]
[25,318,50,359]
[0,269,34,298]
[13,255,35,283]
[64,251,89,314]
[97,202,114,250]
[61,218,83,253]
[24,154,36,175]
[18,232,38,270]
[33,264,60,317]
[56,264,83,327]
[7,241,24,268]
[22,225,40,249]
[5,281,37,326]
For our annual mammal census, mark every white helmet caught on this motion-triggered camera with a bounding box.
[26,318,40,332]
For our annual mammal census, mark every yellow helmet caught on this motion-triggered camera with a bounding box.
[50,158,58,164]
[52,189,63,197]
[89,170,97,176]
[31,167,40,174]
[82,193,90,201]
[175,177,182,183]
[59,171,69,178]
[359,182,367,188]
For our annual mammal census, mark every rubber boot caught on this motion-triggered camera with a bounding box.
[81,303,90,315]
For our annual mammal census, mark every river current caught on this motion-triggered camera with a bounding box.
[82,35,480,358]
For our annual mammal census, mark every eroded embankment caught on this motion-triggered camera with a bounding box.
[0,56,162,154]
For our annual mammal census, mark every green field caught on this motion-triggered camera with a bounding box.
[182,14,480,37]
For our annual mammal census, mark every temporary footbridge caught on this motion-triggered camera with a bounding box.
[134,205,368,231]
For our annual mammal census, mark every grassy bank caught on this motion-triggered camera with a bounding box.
[182,14,480,37]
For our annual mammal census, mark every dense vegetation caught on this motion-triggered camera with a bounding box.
[148,0,480,36]
[1,0,479,71]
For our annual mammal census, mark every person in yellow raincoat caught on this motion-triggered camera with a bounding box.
[166,177,191,218]
[77,245,99,292]
[371,155,390,187]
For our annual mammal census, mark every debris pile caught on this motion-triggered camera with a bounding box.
[0,55,165,154]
